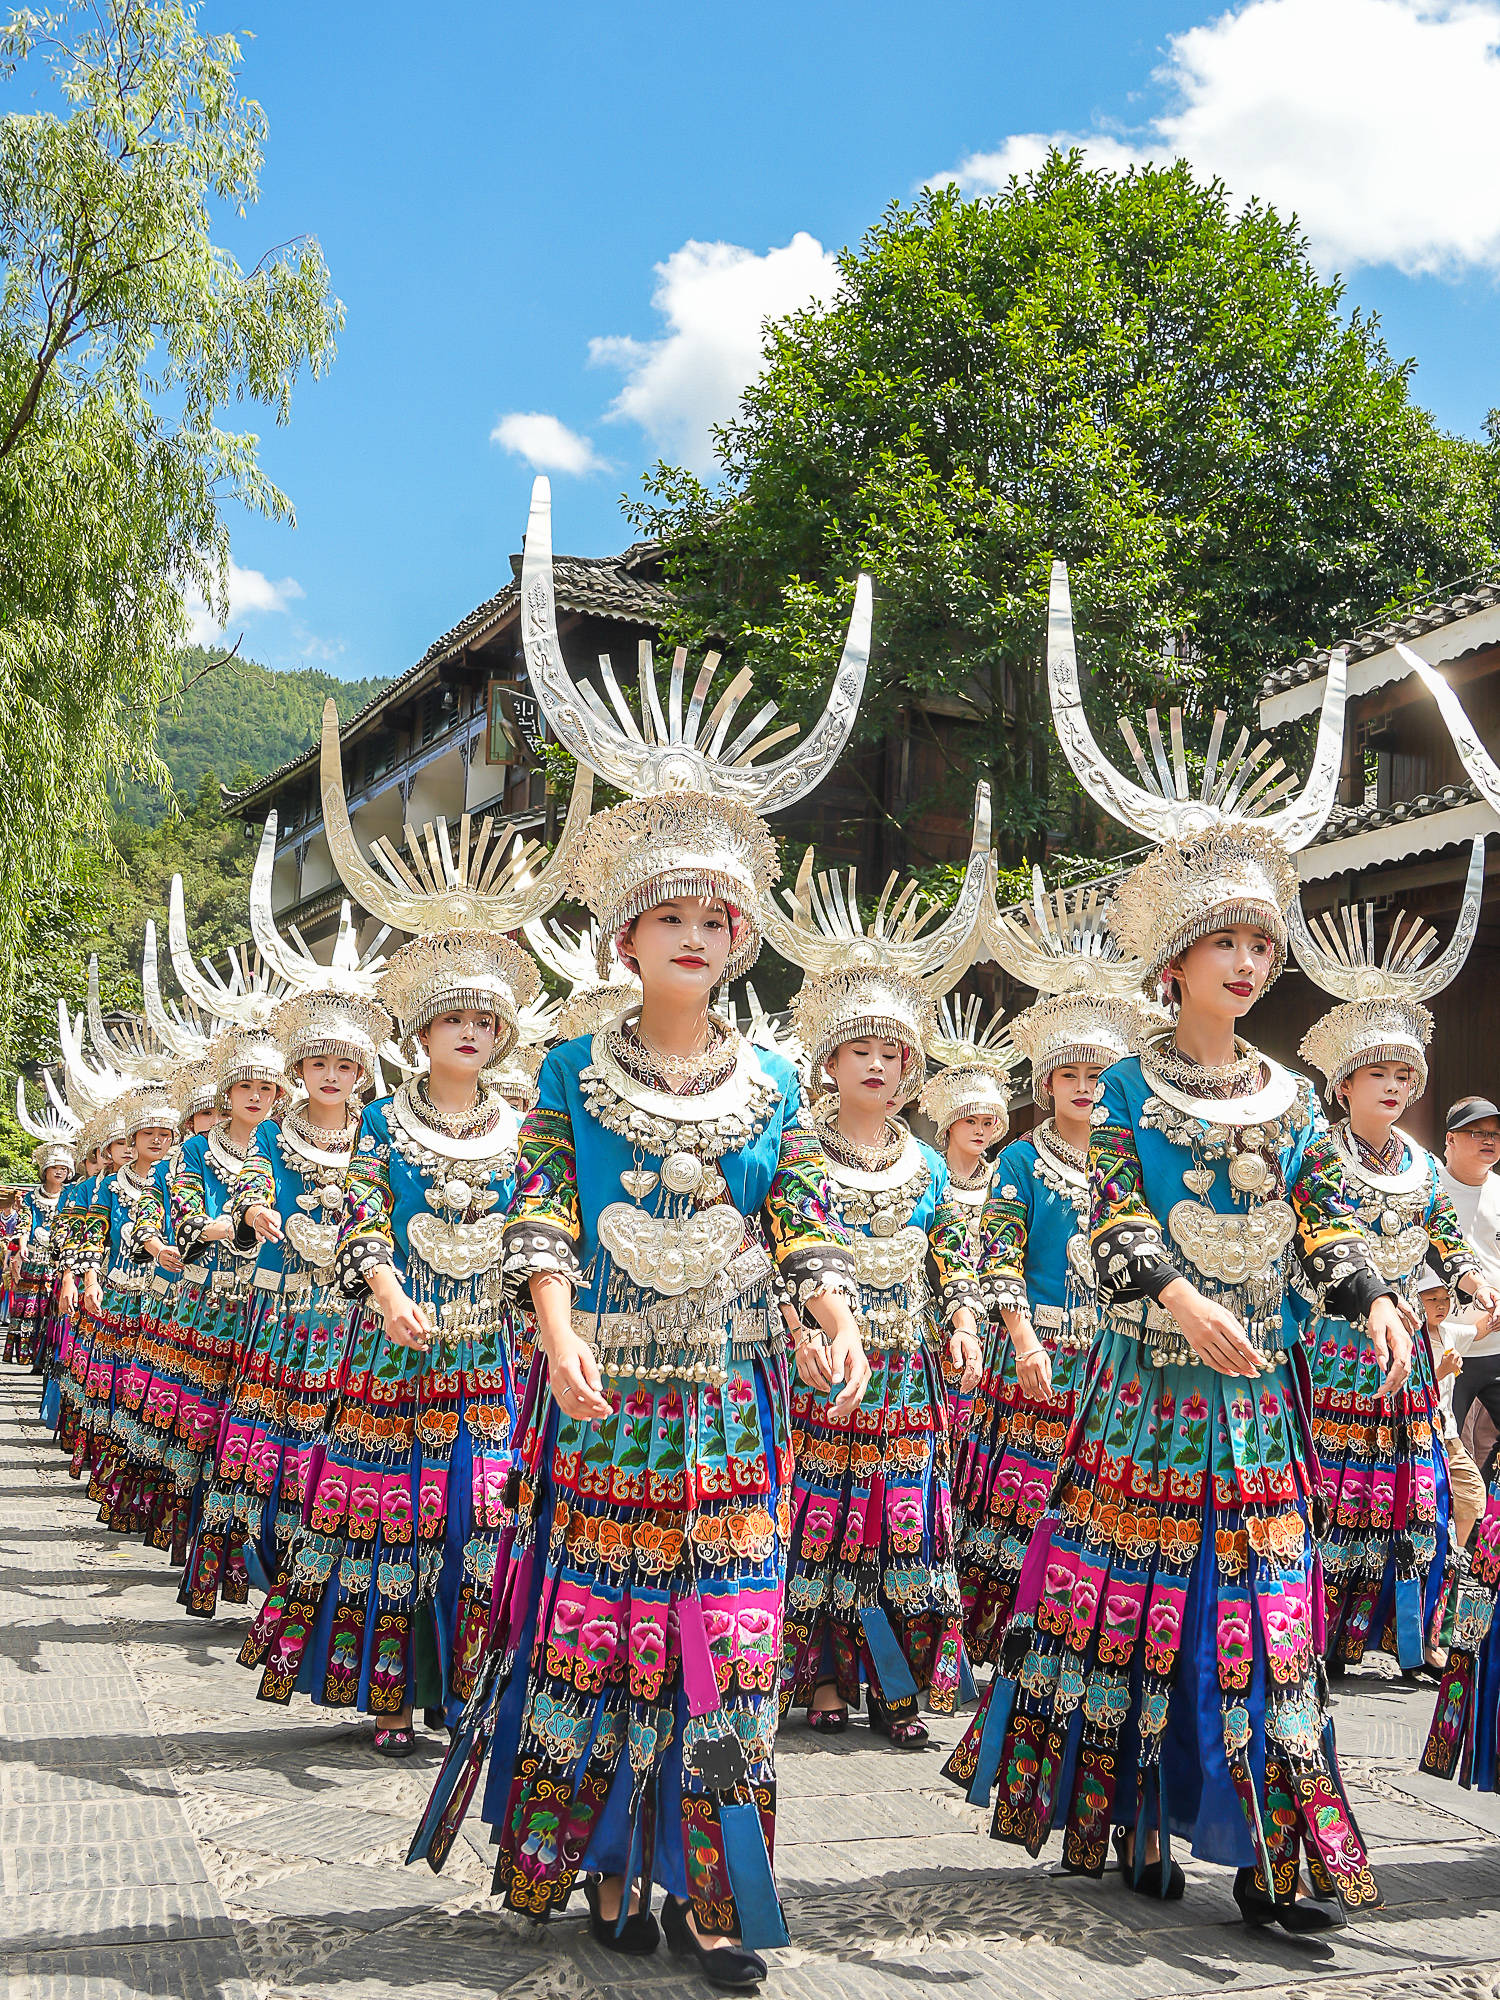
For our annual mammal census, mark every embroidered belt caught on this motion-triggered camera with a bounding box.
[572,1306,780,1370]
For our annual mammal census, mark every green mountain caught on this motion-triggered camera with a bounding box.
[113,647,390,824]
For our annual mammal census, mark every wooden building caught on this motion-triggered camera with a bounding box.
[1253,584,1500,1150]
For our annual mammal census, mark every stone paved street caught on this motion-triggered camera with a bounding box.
[5,1366,1500,2000]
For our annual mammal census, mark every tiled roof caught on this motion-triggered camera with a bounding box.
[222,546,669,814]
[1308,780,1479,847]
[1260,582,1500,699]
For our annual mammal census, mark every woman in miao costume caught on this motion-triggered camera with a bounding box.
[768,837,990,1747]
[917,994,1021,1440]
[1375,656,1500,1795]
[241,701,580,1756]
[412,479,867,1988]
[179,835,391,1615]
[9,1078,79,1371]
[46,1070,111,1448]
[124,1024,285,1558]
[946,565,1407,1931]
[183,984,391,1618]
[951,881,1156,1667]
[68,1005,180,1499]
[1293,843,1496,1674]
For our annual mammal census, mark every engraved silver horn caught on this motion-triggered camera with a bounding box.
[250,812,391,993]
[1048,559,1347,850]
[1400,643,1500,819]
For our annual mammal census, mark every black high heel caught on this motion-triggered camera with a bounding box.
[661,1894,766,1988]
[581,1874,660,1955]
[1233,1867,1347,1934]
[1112,1825,1185,1900]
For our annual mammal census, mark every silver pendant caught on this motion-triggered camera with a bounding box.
[1228,1152,1272,1195]
[619,1168,659,1200]
[1183,1166,1216,1198]
[661,1151,706,1195]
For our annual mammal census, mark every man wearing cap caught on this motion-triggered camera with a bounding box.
[1438,1097,1500,1479]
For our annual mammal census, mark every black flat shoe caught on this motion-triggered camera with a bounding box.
[1113,1825,1185,1900]
[1233,1867,1347,1934]
[422,1705,446,1729]
[581,1875,660,1955]
[661,1895,766,1988]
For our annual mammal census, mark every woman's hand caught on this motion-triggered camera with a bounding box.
[57,1272,76,1315]
[804,1290,870,1423]
[1462,1277,1500,1332]
[1158,1277,1266,1375]
[544,1327,612,1424]
[81,1272,103,1317]
[948,1310,983,1394]
[142,1236,183,1273]
[1368,1295,1412,1400]
[528,1271,610,1424]
[199,1215,234,1245]
[244,1205,284,1245]
[367,1265,434,1352]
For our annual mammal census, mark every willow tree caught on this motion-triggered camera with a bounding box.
[630,154,1498,864]
[0,1,340,935]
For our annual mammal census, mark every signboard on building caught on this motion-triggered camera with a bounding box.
[486,676,546,766]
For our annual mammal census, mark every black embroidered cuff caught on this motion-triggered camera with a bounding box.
[1325,1268,1398,1326]
[779,1242,859,1312]
[336,1234,393,1300]
[1299,1239,1372,1304]
[502,1218,582,1299]
[1438,1247,1483,1292]
[985,1272,1028,1316]
[937,1273,985,1327]
[1093,1222,1179,1302]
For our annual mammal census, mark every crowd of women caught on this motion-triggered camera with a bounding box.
[8,483,1500,1989]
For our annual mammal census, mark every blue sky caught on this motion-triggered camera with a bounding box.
[36,0,1500,678]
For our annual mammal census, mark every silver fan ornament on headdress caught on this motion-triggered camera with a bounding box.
[916,993,1024,1140]
[318,700,591,938]
[1293,835,1485,1102]
[519,477,869,811]
[986,866,1147,996]
[762,782,994,995]
[523,911,641,1039]
[84,957,174,1087]
[1047,560,1348,849]
[16,1072,80,1150]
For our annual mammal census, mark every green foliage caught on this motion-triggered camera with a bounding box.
[113,647,388,824]
[3,771,255,1132]
[0,1,340,943]
[628,154,1500,863]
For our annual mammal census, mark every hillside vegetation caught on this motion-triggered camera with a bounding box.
[114,648,388,824]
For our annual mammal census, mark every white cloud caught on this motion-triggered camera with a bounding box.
[490,411,606,476]
[589,233,841,472]
[936,0,1500,277]
[185,559,305,644]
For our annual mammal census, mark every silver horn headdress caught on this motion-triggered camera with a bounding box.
[775,819,992,1103]
[16,1073,79,1177]
[523,912,641,1042]
[142,920,228,1059]
[519,475,870,980]
[1047,559,1345,987]
[250,813,393,997]
[916,994,1022,1140]
[169,875,292,1029]
[987,869,1159,1102]
[1295,834,1485,1103]
[1048,561,1347,849]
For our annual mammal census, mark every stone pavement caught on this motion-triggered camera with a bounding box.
[4,1364,1500,2000]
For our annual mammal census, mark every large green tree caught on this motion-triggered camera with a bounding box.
[630,154,1500,863]
[0,1,339,927]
